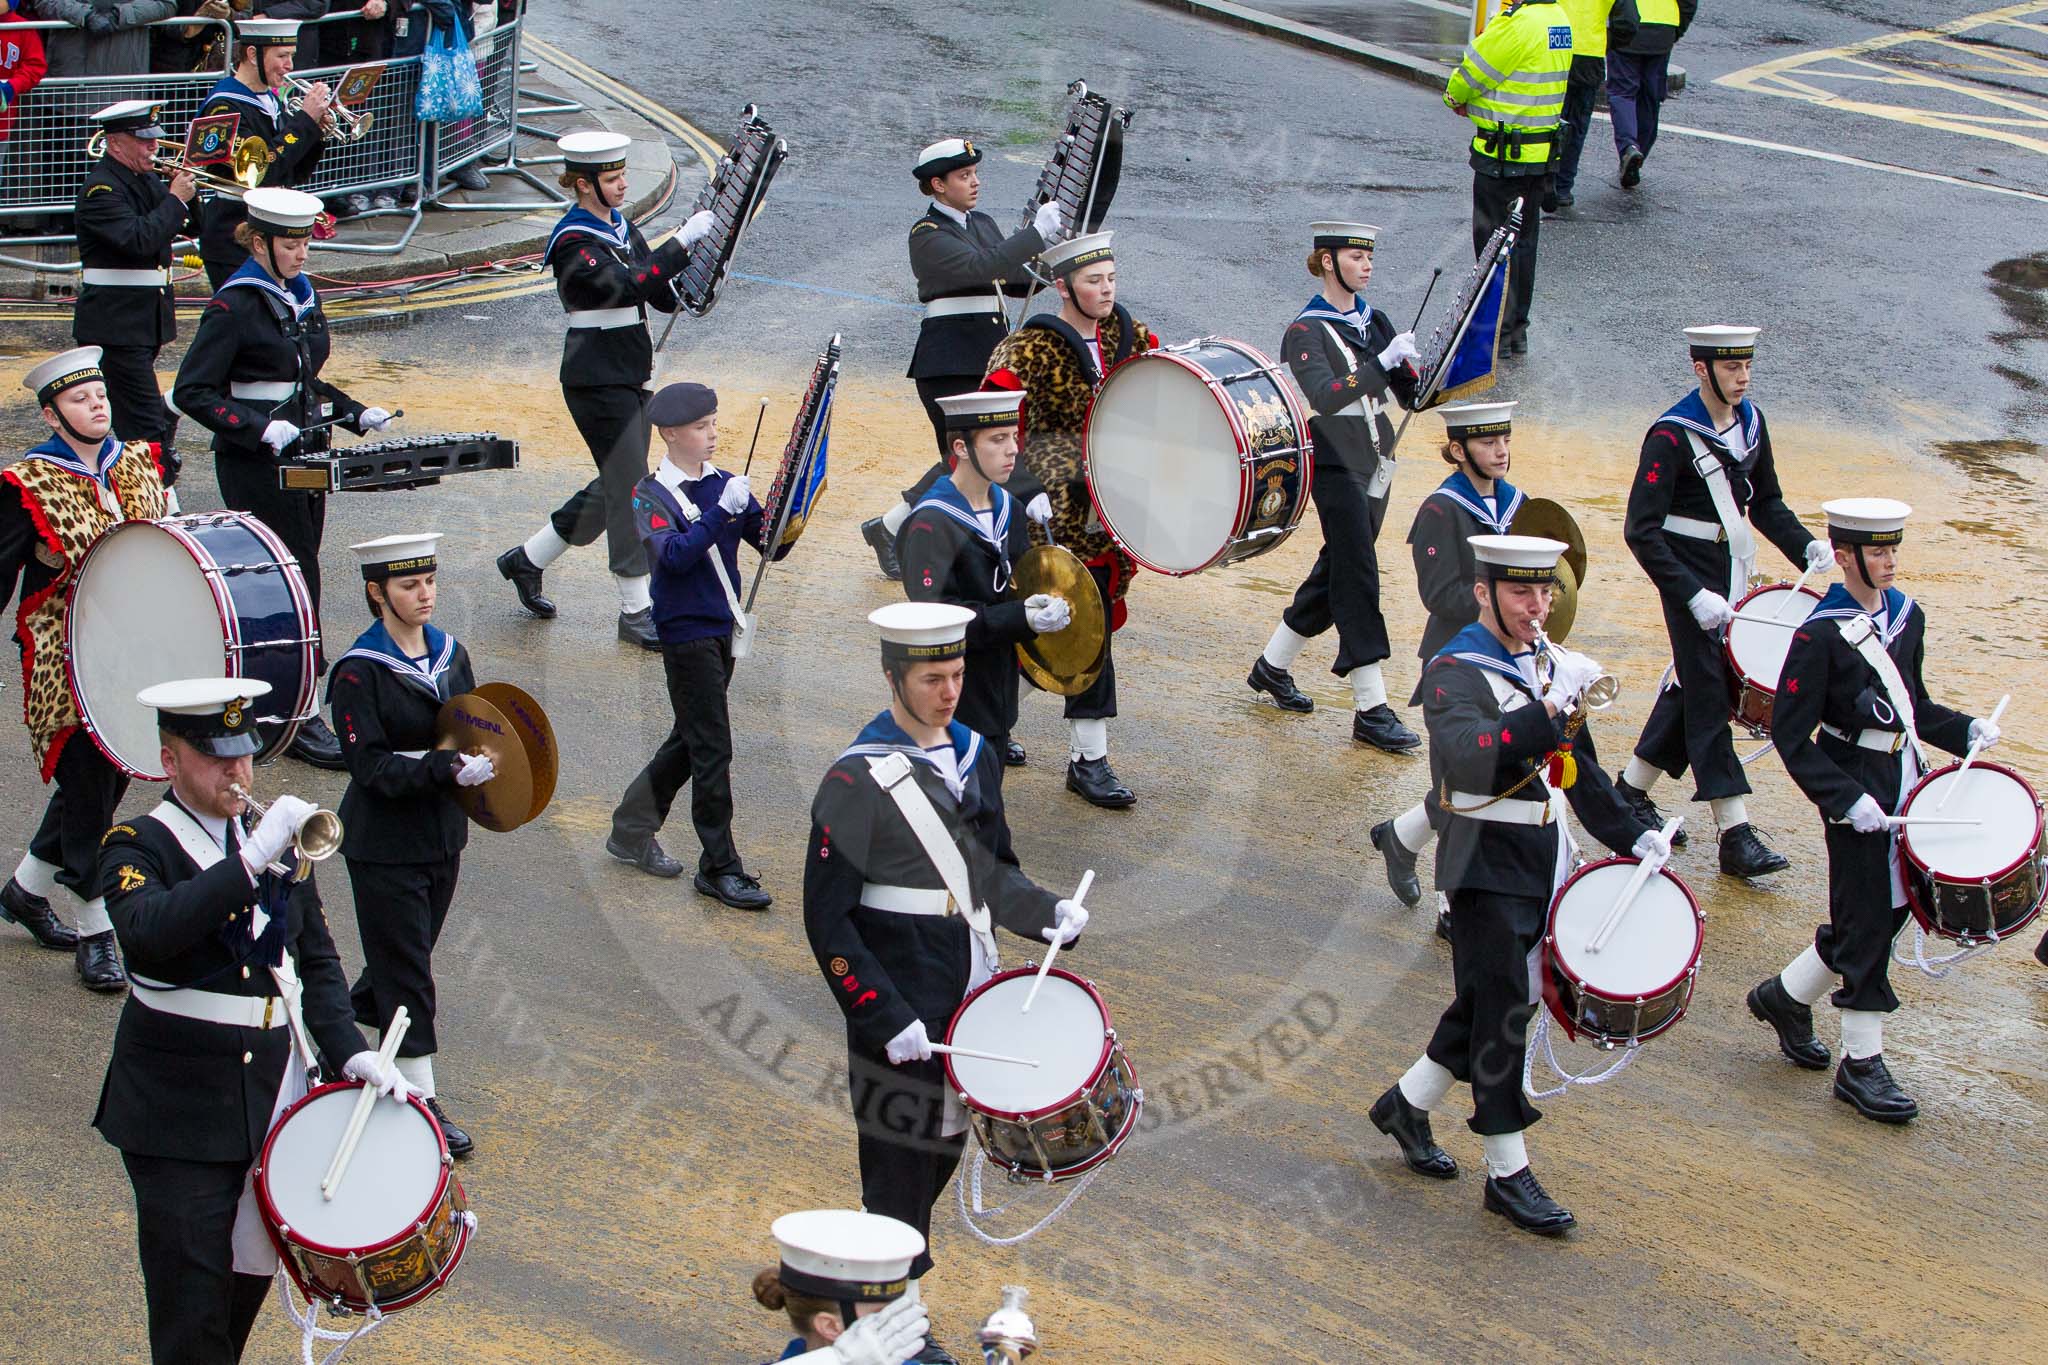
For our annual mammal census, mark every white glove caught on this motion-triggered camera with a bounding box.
[1845,793,1889,834]
[343,1050,418,1102]
[1631,826,1673,863]
[1541,651,1604,713]
[261,419,299,452]
[1688,588,1735,632]
[239,794,317,877]
[717,474,752,514]
[1032,199,1063,242]
[358,406,393,432]
[1042,897,1089,945]
[1024,492,1053,526]
[1804,539,1833,574]
[1970,717,2002,750]
[884,1017,932,1065]
[1376,331,1421,371]
[678,208,717,248]
[827,1295,930,1365]
[1025,593,1071,634]
[455,751,496,788]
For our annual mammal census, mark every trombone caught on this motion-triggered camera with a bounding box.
[230,784,343,882]
[280,72,374,142]
[86,128,270,198]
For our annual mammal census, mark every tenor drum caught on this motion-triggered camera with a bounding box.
[1724,582,1821,738]
[1543,858,1704,1048]
[66,512,319,779]
[1083,337,1311,576]
[1899,761,2047,943]
[255,1081,473,1313]
[944,967,1141,1182]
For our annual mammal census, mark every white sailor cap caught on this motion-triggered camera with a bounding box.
[351,533,442,581]
[1040,230,1113,277]
[235,16,302,45]
[23,346,105,405]
[770,1210,925,1304]
[90,99,166,138]
[243,186,323,239]
[934,388,1025,431]
[559,130,631,174]
[913,137,982,183]
[1684,325,1760,360]
[1822,497,1910,546]
[136,677,273,757]
[871,601,975,661]
[1310,221,1379,250]
[1469,533,1568,583]
[1441,400,1516,437]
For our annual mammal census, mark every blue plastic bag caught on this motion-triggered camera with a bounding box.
[416,25,484,123]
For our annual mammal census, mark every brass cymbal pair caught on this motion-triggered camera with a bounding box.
[1012,545,1108,697]
[1511,497,1588,643]
[435,683,558,832]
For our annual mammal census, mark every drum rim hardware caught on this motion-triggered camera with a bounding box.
[1898,759,2048,944]
[942,966,1120,1123]
[1543,855,1706,1049]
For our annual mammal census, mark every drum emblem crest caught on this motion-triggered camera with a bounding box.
[1234,391,1294,456]
[1252,458,1298,526]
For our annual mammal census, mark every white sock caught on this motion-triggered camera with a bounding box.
[74,895,112,937]
[1262,622,1311,671]
[1068,718,1108,762]
[1839,1010,1883,1060]
[1347,662,1387,711]
[1397,1055,1455,1111]
[522,523,570,569]
[1779,944,1835,1006]
[1710,795,1749,828]
[1391,802,1433,853]
[615,573,652,614]
[1482,1130,1530,1179]
[395,1054,436,1098]
[11,853,60,899]
[881,500,913,536]
[1622,757,1663,792]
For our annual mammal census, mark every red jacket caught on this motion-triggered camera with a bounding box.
[0,12,48,142]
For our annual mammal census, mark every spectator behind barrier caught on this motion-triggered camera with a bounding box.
[152,0,241,73]
[0,1,50,174]
[30,0,175,76]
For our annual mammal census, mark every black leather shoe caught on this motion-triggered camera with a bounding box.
[695,870,772,911]
[1247,655,1314,713]
[860,517,902,580]
[1369,1083,1457,1179]
[1003,739,1027,767]
[617,608,661,651]
[606,835,684,878]
[75,930,125,992]
[1747,975,1831,1070]
[1484,1167,1575,1234]
[1066,756,1136,809]
[1370,819,1423,906]
[495,545,557,619]
[425,1096,474,1157]
[1720,822,1790,879]
[1435,905,1454,943]
[1620,145,1644,187]
[1507,327,1529,356]
[1,877,77,949]
[1614,777,1686,846]
[1541,189,1559,213]
[1352,705,1422,753]
[289,715,346,770]
[1552,192,1575,210]
[1834,1053,1918,1123]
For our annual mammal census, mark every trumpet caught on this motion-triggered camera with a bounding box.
[86,128,270,197]
[280,73,374,142]
[230,784,343,882]
[1533,627,1620,713]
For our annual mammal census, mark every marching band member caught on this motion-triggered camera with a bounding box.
[93,677,409,1364]
[1746,499,1983,1123]
[196,17,330,291]
[984,230,1151,806]
[1372,401,1524,917]
[494,130,716,649]
[897,388,1066,802]
[605,382,776,909]
[1614,325,1828,880]
[174,185,391,771]
[0,347,171,991]
[754,1209,930,1364]
[803,604,1081,1360]
[860,137,1062,581]
[1370,535,1654,1234]
[73,100,198,454]
[326,534,485,1156]
[1248,222,1423,753]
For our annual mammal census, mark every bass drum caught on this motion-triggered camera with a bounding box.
[1083,337,1311,576]
[66,512,319,779]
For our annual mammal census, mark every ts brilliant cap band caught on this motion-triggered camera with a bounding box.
[771,1209,925,1304]
[1684,324,1759,361]
[558,130,631,174]
[24,346,106,405]
[934,388,1025,431]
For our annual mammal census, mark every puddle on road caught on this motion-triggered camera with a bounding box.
[1931,436,2042,487]
[1988,252,2048,344]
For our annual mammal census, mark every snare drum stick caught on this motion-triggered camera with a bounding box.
[1022,869,1093,1015]
[1883,815,1983,827]
[929,1042,1039,1068]
[1935,694,2009,813]
[321,1006,409,1201]
[1774,566,1816,620]
[1587,817,1683,954]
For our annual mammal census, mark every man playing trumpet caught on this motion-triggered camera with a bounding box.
[196,17,330,290]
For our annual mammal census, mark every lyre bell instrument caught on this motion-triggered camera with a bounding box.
[280,72,373,142]
[1532,627,1620,713]
[657,103,787,343]
[230,784,342,881]
[85,127,268,197]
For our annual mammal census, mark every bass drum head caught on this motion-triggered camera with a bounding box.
[1549,861,1701,999]
[1903,763,2040,881]
[260,1086,446,1252]
[1727,585,1818,690]
[947,969,1110,1118]
[1086,352,1245,575]
[67,523,230,781]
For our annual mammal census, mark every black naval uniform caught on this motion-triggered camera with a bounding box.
[73,154,197,450]
[804,715,1060,1279]
[95,798,365,1364]
[1405,470,1525,705]
[196,76,326,289]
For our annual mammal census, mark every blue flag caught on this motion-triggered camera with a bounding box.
[777,372,834,547]
[1433,251,1508,404]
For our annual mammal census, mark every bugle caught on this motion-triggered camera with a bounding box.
[1532,627,1619,713]
[230,784,343,881]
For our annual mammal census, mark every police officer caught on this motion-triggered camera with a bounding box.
[859,138,1062,580]
[74,100,198,454]
[196,18,330,291]
[1607,0,1697,188]
[1550,0,1616,211]
[1444,0,1573,354]
[494,131,716,648]
[93,676,409,1364]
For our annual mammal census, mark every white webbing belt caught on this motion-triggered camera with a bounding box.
[860,883,951,915]
[1660,513,1723,541]
[231,381,295,401]
[1820,722,1908,754]
[565,306,642,329]
[1836,615,1926,772]
[924,294,1004,319]
[129,980,285,1028]
[865,752,999,973]
[1444,791,1554,826]
[1681,430,1758,598]
[83,267,169,287]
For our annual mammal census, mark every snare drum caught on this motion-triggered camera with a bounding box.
[66,512,319,779]
[1899,761,2047,943]
[1543,857,1704,1048]
[1724,582,1821,737]
[1083,337,1311,576]
[255,1081,473,1313]
[943,966,1141,1182]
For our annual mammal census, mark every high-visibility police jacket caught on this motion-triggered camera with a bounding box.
[1557,0,1616,60]
[1444,0,1574,177]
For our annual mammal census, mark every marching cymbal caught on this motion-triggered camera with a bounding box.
[473,681,557,825]
[1512,497,1588,586]
[436,691,535,833]
[1547,556,1581,644]
[1012,545,1106,698]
